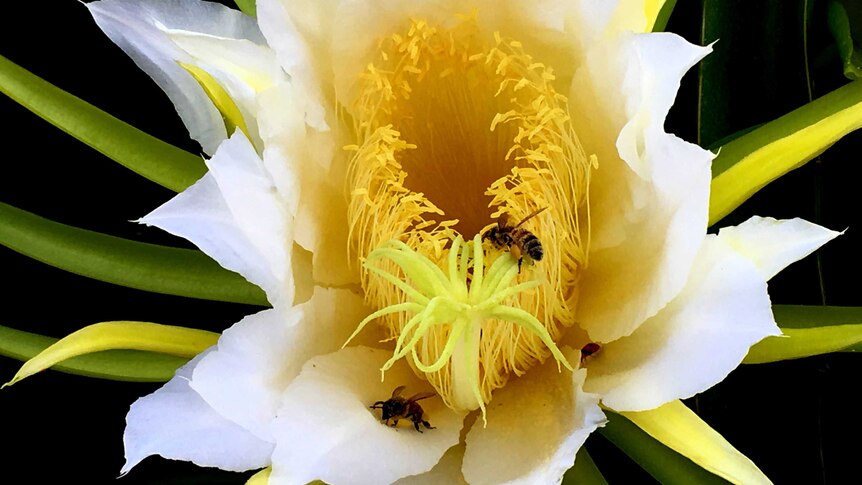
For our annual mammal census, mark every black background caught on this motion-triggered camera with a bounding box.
[1,1,861,483]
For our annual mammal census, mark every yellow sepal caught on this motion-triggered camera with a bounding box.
[643,0,667,31]
[709,95,862,225]
[607,0,668,36]
[3,321,218,387]
[246,467,271,485]
[179,61,250,139]
[622,400,772,485]
[744,324,862,364]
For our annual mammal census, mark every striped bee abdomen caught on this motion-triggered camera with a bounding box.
[521,233,543,261]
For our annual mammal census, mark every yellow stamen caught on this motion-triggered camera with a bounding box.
[345,16,594,411]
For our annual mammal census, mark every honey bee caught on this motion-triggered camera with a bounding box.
[580,342,601,363]
[370,386,436,432]
[481,207,547,271]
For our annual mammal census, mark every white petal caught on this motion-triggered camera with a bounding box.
[292,176,356,286]
[270,347,465,485]
[88,0,265,154]
[256,0,334,131]
[395,444,467,485]
[191,288,371,443]
[139,132,295,306]
[573,33,714,342]
[254,84,308,199]
[462,351,605,485]
[122,352,273,474]
[161,28,289,149]
[204,133,295,284]
[165,30,285,94]
[259,0,588,121]
[584,235,780,411]
[322,0,584,110]
[615,35,713,178]
[257,83,358,286]
[718,216,842,281]
[568,1,624,54]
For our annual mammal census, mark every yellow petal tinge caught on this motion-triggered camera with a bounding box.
[3,321,218,387]
[622,400,772,485]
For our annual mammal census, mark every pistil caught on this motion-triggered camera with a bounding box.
[344,236,572,417]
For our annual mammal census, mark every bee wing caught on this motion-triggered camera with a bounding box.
[407,392,437,402]
[391,385,407,398]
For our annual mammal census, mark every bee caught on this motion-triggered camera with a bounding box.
[580,342,601,363]
[481,207,548,271]
[370,385,436,432]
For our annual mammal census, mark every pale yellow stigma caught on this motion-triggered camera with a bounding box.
[345,16,594,411]
[344,235,573,418]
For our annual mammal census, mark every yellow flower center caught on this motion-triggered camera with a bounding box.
[344,16,595,413]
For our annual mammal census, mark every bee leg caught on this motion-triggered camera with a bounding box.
[405,412,423,432]
[510,245,524,273]
[390,417,400,427]
[422,420,435,430]
[370,401,385,409]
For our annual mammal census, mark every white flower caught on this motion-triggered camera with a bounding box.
[90,0,840,483]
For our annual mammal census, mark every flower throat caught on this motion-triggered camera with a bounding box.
[345,15,594,412]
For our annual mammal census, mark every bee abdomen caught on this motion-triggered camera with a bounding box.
[522,234,543,261]
[481,227,496,242]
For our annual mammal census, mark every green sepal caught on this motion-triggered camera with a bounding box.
[652,0,677,32]
[709,80,862,225]
[234,0,257,17]
[773,304,862,328]
[0,202,268,306]
[621,401,769,484]
[563,448,608,485]
[698,0,739,150]
[4,321,218,387]
[828,0,862,80]
[598,411,730,485]
[743,305,862,363]
[0,54,205,193]
[0,324,185,383]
